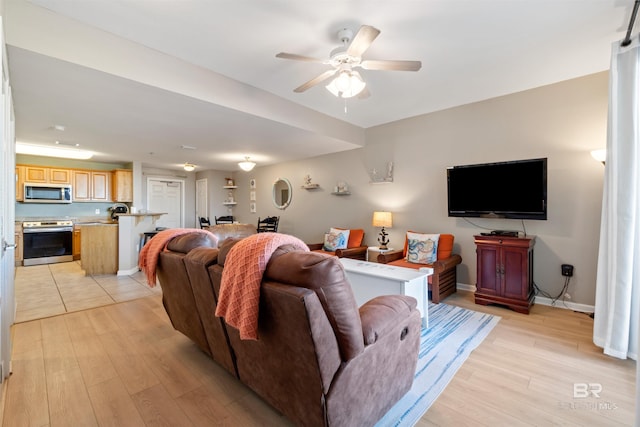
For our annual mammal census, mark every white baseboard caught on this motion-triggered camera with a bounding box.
[455,283,594,313]
[118,267,139,276]
[456,283,476,292]
[533,296,594,313]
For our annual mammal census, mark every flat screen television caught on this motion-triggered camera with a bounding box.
[447,157,547,220]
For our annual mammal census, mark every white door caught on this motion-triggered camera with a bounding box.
[196,178,208,224]
[147,178,184,229]
[0,19,16,387]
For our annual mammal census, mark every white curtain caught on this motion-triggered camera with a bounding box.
[593,37,640,362]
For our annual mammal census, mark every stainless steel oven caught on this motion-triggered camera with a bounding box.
[22,220,74,266]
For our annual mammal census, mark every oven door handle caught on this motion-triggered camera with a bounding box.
[23,227,73,234]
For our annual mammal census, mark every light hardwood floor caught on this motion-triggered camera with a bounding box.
[2,289,636,426]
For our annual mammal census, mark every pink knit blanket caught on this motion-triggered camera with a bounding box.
[215,232,309,340]
[138,228,217,287]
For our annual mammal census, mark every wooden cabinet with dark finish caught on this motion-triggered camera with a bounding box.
[474,235,535,314]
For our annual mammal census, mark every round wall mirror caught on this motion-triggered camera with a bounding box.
[272,178,292,210]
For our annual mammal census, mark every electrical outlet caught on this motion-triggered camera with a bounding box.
[95,208,100,215]
[564,292,571,299]
[561,264,574,277]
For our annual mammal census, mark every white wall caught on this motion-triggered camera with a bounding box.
[228,72,608,306]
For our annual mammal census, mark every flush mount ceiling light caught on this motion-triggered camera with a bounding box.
[16,142,93,160]
[238,156,256,171]
[183,163,195,172]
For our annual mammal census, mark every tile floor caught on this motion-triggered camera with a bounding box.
[14,261,162,323]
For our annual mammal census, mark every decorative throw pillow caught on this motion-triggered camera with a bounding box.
[406,232,440,264]
[323,229,350,251]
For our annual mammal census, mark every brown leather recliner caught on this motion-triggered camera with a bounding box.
[156,232,422,427]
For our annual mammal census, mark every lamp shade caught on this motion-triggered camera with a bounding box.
[372,211,393,228]
[183,163,195,172]
[238,156,256,171]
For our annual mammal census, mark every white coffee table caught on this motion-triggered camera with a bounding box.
[339,258,433,328]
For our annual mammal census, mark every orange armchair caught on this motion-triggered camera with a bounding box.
[377,232,462,303]
[307,228,367,260]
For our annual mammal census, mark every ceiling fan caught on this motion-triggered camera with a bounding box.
[276,25,422,99]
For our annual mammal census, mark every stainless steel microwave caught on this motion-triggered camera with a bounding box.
[24,183,72,203]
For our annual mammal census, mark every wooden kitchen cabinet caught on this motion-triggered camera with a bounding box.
[72,170,111,202]
[73,225,81,260]
[49,168,71,184]
[24,166,48,183]
[474,235,535,314]
[91,171,110,201]
[112,169,133,202]
[22,165,70,183]
[15,166,24,201]
[14,222,23,267]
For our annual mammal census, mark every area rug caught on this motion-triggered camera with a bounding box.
[376,302,501,427]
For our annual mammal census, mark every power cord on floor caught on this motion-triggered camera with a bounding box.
[533,276,571,307]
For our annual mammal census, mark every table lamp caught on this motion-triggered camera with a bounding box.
[372,211,393,250]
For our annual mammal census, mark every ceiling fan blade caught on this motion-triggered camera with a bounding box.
[360,59,422,71]
[347,25,380,58]
[293,69,337,93]
[276,52,325,63]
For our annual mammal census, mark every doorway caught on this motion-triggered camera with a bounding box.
[147,178,184,229]
[196,178,208,225]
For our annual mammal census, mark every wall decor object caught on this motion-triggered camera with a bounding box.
[250,191,256,201]
[302,174,320,189]
[225,177,235,186]
[250,202,257,213]
[272,178,292,209]
[331,181,350,195]
[370,161,394,183]
[250,178,256,188]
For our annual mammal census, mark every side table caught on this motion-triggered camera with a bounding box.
[366,246,394,263]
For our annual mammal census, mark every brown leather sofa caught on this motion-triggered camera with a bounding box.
[155,232,422,426]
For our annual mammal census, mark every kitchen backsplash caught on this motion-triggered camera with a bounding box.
[16,201,117,220]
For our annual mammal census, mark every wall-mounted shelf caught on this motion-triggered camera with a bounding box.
[331,191,351,196]
[223,202,237,206]
[223,185,238,189]
[302,184,320,190]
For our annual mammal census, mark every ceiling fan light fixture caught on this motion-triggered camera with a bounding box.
[326,70,366,98]
[238,156,256,171]
[183,162,195,172]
